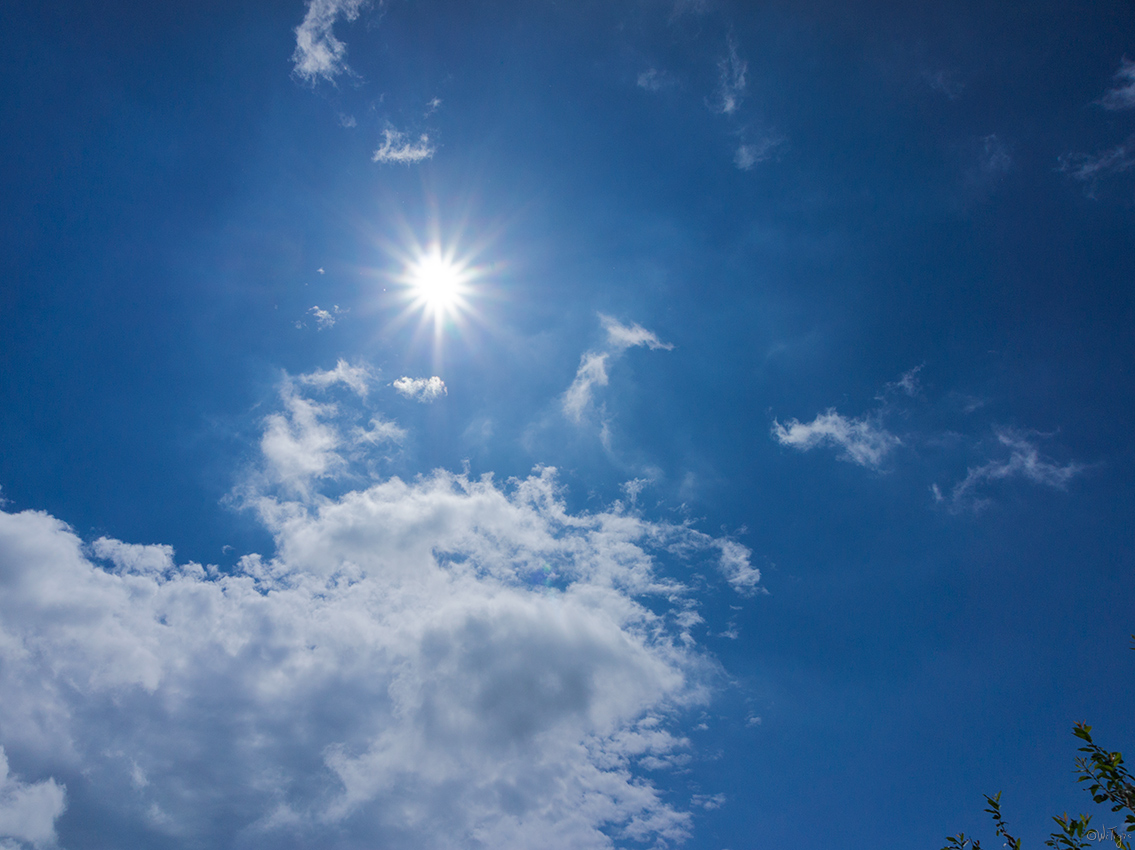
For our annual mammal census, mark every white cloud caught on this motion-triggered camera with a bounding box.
[0,747,66,848]
[599,314,673,352]
[0,383,761,848]
[393,376,447,402]
[563,352,609,424]
[354,416,406,445]
[734,134,785,171]
[936,429,1085,511]
[259,382,346,495]
[292,0,368,85]
[711,38,747,115]
[1098,58,1135,110]
[299,359,374,398]
[373,129,436,165]
[307,304,345,329]
[771,409,900,468]
[563,316,672,429]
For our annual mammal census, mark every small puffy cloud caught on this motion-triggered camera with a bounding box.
[0,746,66,848]
[373,129,435,164]
[304,304,344,329]
[935,429,1085,511]
[1097,58,1135,110]
[393,375,447,402]
[772,409,900,468]
[734,134,785,171]
[637,68,675,92]
[424,97,441,116]
[600,314,673,352]
[711,38,747,115]
[292,0,367,85]
[299,359,374,398]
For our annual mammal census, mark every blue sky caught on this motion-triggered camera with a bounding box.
[1,0,1134,848]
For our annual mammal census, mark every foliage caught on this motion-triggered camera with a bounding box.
[941,640,1135,850]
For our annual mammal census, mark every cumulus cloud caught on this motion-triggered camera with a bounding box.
[1097,58,1135,110]
[0,747,66,848]
[0,381,760,848]
[711,38,747,115]
[393,376,447,402]
[934,429,1085,511]
[373,129,436,165]
[563,316,672,427]
[292,0,368,84]
[772,409,900,468]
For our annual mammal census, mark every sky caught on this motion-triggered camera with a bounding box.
[1,0,1134,848]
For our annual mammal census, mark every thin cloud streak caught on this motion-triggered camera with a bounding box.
[934,429,1085,511]
[1098,58,1135,110]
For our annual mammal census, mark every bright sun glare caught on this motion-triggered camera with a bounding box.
[412,255,462,310]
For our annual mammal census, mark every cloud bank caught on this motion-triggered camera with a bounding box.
[0,367,760,849]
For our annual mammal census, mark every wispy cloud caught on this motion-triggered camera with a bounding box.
[563,352,610,424]
[1097,58,1135,110]
[393,375,447,401]
[372,128,435,164]
[711,38,748,115]
[637,68,675,92]
[563,315,672,425]
[980,134,1012,176]
[734,134,785,171]
[1059,136,1135,187]
[299,358,374,398]
[925,69,964,99]
[934,429,1085,511]
[292,0,368,85]
[600,313,674,352]
[772,409,901,468]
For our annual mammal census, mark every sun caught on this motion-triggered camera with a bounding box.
[399,246,473,323]
[411,254,463,312]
